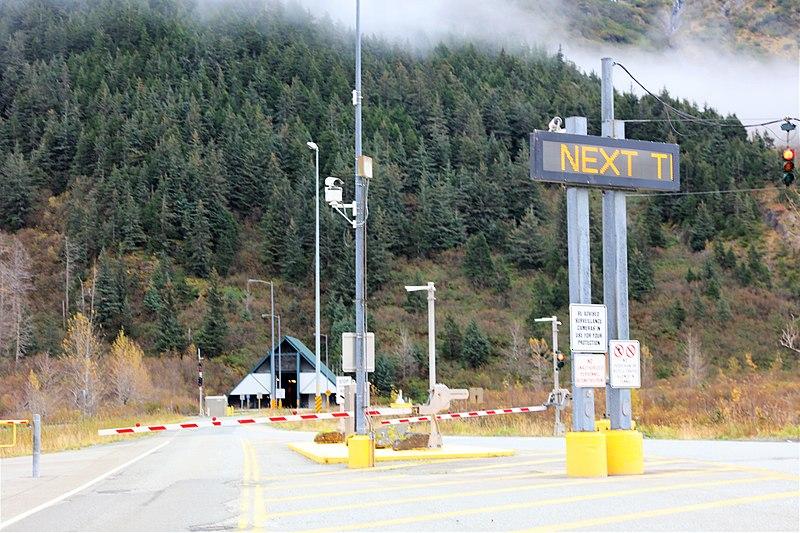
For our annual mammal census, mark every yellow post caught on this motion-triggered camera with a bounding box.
[347,434,374,469]
[566,431,607,477]
[605,429,644,475]
[315,395,322,413]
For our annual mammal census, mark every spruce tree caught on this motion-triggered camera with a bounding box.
[0,148,33,231]
[184,200,212,277]
[689,202,715,252]
[414,180,465,257]
[493,258,512,302]
[746,243,770,287]
[156,279,186,354]
[508,207,546,270]
[373,355,396,396]
[441,315,463,360]
[94,253,129,337]
[462,319,490,368]
[281,217,306,283]
[196,270,228,358]
[463,233,495,287]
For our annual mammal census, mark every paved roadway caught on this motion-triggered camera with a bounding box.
[1,425,798,531]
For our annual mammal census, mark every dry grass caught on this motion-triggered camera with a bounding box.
[3,372,795,460]
[0,412,187,458]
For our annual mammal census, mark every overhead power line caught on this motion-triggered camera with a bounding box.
[627,186,779,198]
[614,62,799,131]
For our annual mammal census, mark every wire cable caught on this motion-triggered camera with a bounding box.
[614,62,797,130]
[627,186,778,198]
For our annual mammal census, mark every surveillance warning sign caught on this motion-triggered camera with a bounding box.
[569,304,608,353]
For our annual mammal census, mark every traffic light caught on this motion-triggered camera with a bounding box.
[782,147,795,186]
[556,352,566,369]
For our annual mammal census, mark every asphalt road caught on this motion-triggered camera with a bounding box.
[1,425,798,531]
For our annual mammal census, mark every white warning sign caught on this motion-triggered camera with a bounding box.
[609,340,641,389]
[573,353,606,388]
[569,304,608,353]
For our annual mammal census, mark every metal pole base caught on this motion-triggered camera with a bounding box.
[347,434,375,469]
[566,431,607,477]
[428,419,443,449]
[606,429,644,475]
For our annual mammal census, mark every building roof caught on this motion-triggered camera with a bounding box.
[229,336,337,397]
[230,373,271,396]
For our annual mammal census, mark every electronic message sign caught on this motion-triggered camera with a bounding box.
[530,131,680,191]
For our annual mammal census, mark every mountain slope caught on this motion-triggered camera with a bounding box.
[0,0,796,405]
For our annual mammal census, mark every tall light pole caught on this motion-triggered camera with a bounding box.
[262,313,282,407]
[307,141,322,413]
[248,278,275,408]
[352,0,368,436]
[404,283,437,391]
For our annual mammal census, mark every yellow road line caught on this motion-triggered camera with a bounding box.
[299,474,786,532]
[278,466,736,521]
[269,470,562,503]
[238,440,252,530]
[449,458,563,473]
[258,457,466,482]
[677,458,800,480]
[248,442,268,530]
[520,490,800,532]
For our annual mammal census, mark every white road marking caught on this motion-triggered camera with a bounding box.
[0,439,172,530]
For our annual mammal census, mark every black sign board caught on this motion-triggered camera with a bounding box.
[530,131,680,191]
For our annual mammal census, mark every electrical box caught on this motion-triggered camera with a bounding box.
[357,155,373,179]
[342,332,375,372]
[205,396,227,418]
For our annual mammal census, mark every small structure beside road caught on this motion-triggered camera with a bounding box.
[228,336,337,409]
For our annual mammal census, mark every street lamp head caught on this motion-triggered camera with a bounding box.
[404,285,428,292]
[306,141,318,150]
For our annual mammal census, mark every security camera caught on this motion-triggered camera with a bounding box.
[548,116,564,132]
[324,177,343,205]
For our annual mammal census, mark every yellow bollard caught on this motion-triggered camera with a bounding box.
[347,434,375,469]
[315,395,322,413]
[566,431,607,477]
[606,429,644,475]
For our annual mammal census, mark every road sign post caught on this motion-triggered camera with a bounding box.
[599,57,645,476]
[560,117,608,477]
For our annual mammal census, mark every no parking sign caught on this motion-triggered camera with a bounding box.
[609,340,641,388]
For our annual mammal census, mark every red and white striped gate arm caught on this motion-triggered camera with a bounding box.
[376,405,548,426]
[97,407,411,436]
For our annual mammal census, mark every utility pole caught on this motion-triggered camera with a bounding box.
[565,116,595,433]
[197,347,204,416]
[601,57,632,430]
[534,316,565,436]
[353,0,367,436]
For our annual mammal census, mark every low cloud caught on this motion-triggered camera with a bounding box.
[293,0,799,143]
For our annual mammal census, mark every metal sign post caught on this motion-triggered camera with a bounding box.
[601,57,634,431]
[564,117,596,434]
